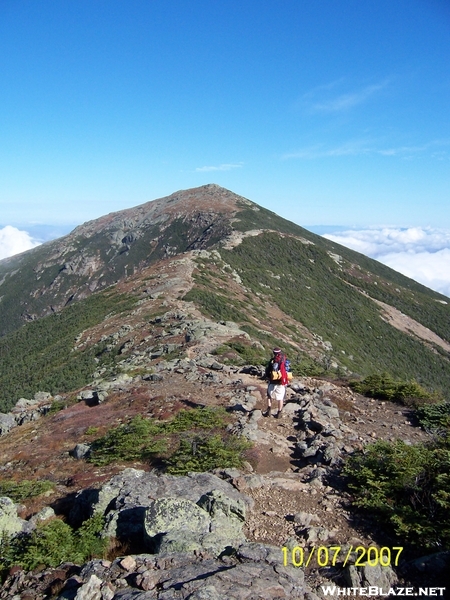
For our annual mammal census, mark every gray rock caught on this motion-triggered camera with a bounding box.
[155,530,205,554]
[292,512,317,527]
[70,468,146,525]
[143,373,164,382]
[72,573,103,600]
[143,490,247,557]
[0,497,26,536]
[302,526,333,543]
[345,562,398,589]
[186,585,225,600]
[144,497,211,540]
[0,413,16,435]
[3,544,314,599]
[198,489,246,522]
[77,390,96,401]
[33,391,52,402]
[71,469,253,552]
[197,489,247,554]
[70,444,91,460]
[13,410,41,425]
[14,397,39,409]
[29,506,56,524]
[76,390,108,404]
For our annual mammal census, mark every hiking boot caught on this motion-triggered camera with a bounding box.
[275,410,282,419]
[262,409,270,417]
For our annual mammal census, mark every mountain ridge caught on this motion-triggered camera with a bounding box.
[1,184,450,596]
[0,184,449,408]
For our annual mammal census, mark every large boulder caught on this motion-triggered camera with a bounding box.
[143,489,248,556]
[70,469,252,555]
[144,497,211,553]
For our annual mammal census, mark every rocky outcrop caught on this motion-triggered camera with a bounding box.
[1,544,312,599]
[70,469,252,556]
[0,469,316,599]
[144,490,247,556]
[0,392,54,436]
[284,383,356,473]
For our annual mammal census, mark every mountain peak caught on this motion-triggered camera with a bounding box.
[71,184,251,239]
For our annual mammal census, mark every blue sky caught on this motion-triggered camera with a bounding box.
[1,1,450,295]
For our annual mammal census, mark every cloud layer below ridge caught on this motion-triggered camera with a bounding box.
[0,226,41,260]
[323,227,450,299]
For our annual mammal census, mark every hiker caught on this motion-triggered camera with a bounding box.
[263,347,288,418]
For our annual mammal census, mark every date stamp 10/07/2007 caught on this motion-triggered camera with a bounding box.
[282,545,404,569]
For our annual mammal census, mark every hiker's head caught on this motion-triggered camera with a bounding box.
[273,347,282,356]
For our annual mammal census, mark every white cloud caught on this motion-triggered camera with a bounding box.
[377,139,450,159]
[0,226,41,260]
[324,227,450,298]
[282,139,450,161]
[312,82,388,112]
[195,163,243,172]
[298,79,389,113]
[381,249,450,298]
[282,139,373,160]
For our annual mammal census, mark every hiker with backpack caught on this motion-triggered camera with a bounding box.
[263,347,290,418]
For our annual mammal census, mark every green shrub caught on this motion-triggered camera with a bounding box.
[166,433,252,475]
[344,437,450,550]
[289,355,327,377]
[212,341,268,366]
[415,402,450,432]
[85,426,100,436]
[87,407,242,470]
[0,513,107,579]
[163,407,228,432]
[88,415,166,466]
[182,288,248,322]
[350,372,436,405]
[0,480,54,503]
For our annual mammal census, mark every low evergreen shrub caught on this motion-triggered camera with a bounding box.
[344,437,450,550]
[212,341,267,366]
[87,407,249,471]
[166,433,252,475]
[0,480,54,503]
[163,407,228,432]
[350,372,436,405]
[88,415,166,466]
[0,513,107,580]
[415,402,450,432]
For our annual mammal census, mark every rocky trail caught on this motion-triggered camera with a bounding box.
[0,349,437,599]
[0,253,443,598]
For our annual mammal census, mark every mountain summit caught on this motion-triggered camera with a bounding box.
[0,184,251,332]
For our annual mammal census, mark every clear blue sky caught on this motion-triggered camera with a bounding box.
[1,0,449,231]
